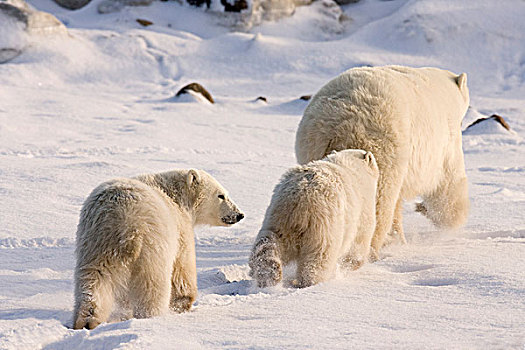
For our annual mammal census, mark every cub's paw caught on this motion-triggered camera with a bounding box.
[170,296,195,313]
[250,257,282,288]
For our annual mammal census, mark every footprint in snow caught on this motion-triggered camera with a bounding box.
[411,278,461,287]
[388,264,436,274]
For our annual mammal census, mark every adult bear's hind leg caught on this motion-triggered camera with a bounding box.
[420,176,469,229]
[388,197,407,245]
[370,167,405,259]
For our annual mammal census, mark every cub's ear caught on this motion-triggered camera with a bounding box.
[187,169,201,187]
[364,151,375,165]
[456,73,467,92]
[329,150,338,155]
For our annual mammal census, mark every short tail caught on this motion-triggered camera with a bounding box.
[249,231,282,288]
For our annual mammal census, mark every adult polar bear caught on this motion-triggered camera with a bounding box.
[295,65,470,257]
[73,169,244,329]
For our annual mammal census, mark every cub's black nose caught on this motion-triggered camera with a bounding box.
[236,213,245,222]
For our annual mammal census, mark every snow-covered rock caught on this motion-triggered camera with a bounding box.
[0,13,26,63]
[214,0,347,31]
[309,0,349,34]
[97,0,154,14]
[0,0,67,63]
[175,82,215,104]
[0,0,67,35]
[211,0,296,30]
[258,0,296,19]
[463,114,515,136]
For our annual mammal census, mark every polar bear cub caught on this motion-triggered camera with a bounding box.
[249,150,379,288]
[73,169,244,329]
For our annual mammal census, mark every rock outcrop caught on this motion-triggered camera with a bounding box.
[0,0,67,35]
[0,0,67,63]
[175,83,215,104]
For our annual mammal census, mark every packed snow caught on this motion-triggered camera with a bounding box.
[1,0,524,349]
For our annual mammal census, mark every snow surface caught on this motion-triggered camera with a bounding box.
[1,0,524,348]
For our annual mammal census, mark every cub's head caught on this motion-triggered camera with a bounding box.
[187,169,244,227]
[326,149,379,177]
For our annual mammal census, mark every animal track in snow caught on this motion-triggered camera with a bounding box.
[468,229,525,240]
[411,278,460,287]
[388,264,435,274]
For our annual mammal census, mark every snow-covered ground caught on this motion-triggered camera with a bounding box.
[1,0,524,348]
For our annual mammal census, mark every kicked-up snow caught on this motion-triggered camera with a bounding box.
[0,0,524,348]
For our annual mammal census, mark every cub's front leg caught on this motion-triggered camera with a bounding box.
[170,233,197,313]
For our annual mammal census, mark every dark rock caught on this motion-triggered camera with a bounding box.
[186,0,211,7]
[176,83,214,104]
[136,18,153,26]
[53,0,91,10]
[465,114,511,132]
[123,0,153,5]
[293,0,313,6]
[256,96,267,102]
[0,48,22,64]
[0,3,28,23]
[221,0,248,12]
[333,0,359,4]
[299,95,311,101]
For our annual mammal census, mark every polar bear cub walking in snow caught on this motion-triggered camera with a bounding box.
[73,169,244,329]
[250,150,379,288]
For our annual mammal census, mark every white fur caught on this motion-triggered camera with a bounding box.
[249,150,379,288]
[295,65,470,257]
[73,169,244,329]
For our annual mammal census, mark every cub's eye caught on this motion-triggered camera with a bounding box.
[218,194,225,200]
